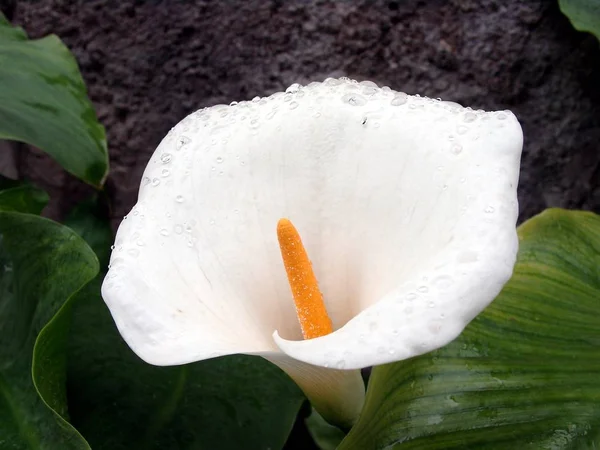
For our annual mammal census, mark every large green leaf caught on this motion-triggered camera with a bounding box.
[0,175,48,214]
[67,278,305,450]
[64,195,113,269]
[559,0,600,41]
[340,209,600,449]
[0,13,108,187]
[0,212,98,449]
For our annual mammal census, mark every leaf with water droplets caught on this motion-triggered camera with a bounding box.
[340,209,600,449]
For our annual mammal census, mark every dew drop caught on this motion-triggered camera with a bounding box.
[128,248,139,257]
[110,245,115,250]
[176,136,191,150]
[390,92,408,106]
[463,112,477,123]
[406,293,417,301]
[151,178,161,187]
[484,205,495,213]
[324,78,342,86]
[161,153,172,164]
[142,176,151,185]
[428,301,436,308]
[418,286,429,293]
[456,125,468,135]
[161,169,170,177]
[216,156,223,164]
[160,228,170,236]
[451,144,463,155]
[286,83,301,93]
[266,110,277,120]
[342,93,367,106]
[175,195,184,203]
[497,113,507,120]
[289,101,299,110]
[433,276,454,290]
[174,224,183,234]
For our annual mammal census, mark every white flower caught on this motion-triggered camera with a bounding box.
[102,78,522,427]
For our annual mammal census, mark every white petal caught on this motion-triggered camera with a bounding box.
[102,78,522,369]
[263,352,365,429]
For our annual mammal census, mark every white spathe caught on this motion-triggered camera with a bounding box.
[102,78,522,424]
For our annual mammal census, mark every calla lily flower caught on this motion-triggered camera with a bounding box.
[102,78,522,428]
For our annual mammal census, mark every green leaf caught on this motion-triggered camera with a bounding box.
[340,209,600,450]
[0,176,48,214]
[0,212,98,449]
[64,195,113,269]
[306,409,346,450]
[559,0,600,41]
[0,13,108,187]
[67,277,306,450]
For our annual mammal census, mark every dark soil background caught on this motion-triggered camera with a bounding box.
[1,0,599,225]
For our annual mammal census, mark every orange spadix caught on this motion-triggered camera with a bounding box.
[277,218,333,340]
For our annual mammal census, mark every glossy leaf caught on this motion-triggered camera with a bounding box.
[306,409,346,450]
[0,13,108,187]
[340,209,600,450]
[67,276,305,450]
[64,195,113,269]
[559,0,600,41]
[0,212,98,449]
[0,175,48,214]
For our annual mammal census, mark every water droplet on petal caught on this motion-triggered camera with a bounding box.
[216,157,223,164]
[418,286,429,293]
[161,169,170,177]
[174,224,183,234]
[391,93,408,106]
[464,112,477,123]
[433,276,454,290]
[451,144,463,155]
[176,195,184,203]
[161,153,172,164]
[342,93,367,106]
[160,228,170,236]
[151,178,160,186]
[128,248,139,257]
[286,83,302,93]
[142,177,151,185]
[456,125,468,135]
[485,205,495,213]
[176,136,191,150]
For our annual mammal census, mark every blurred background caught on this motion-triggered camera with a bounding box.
[1,0,599,226]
